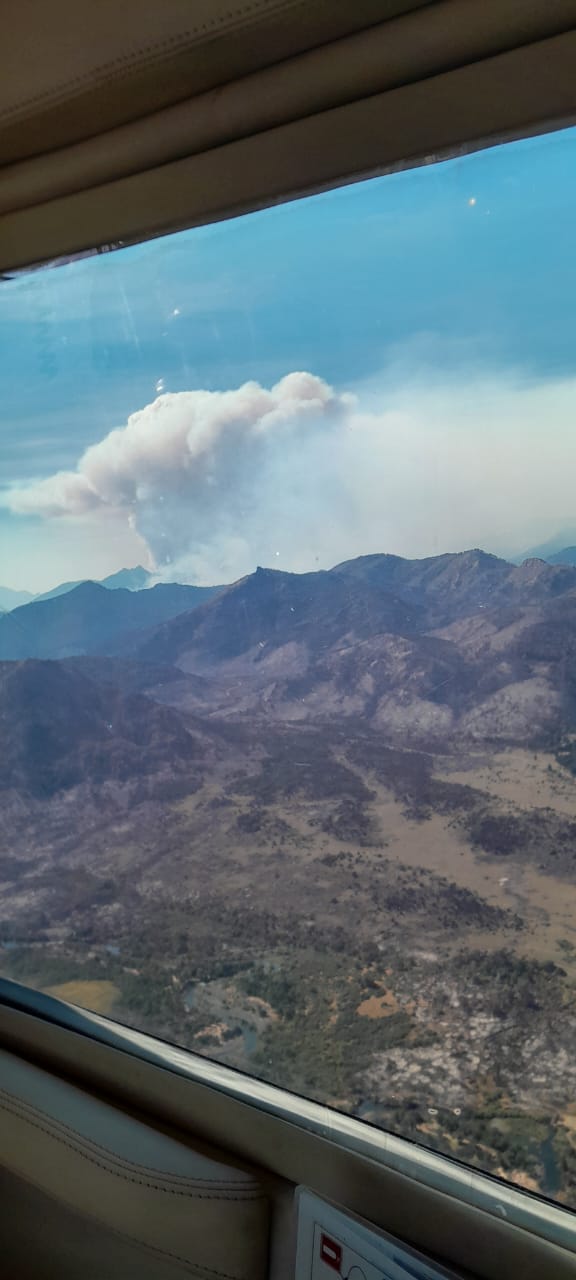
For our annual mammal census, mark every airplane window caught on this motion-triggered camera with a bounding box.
[2,124,576,1211]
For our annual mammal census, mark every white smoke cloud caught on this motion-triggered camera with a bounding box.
[5,367,576,583]
[5,373,354,582]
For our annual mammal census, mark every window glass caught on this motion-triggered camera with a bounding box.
[2,126,576,1210]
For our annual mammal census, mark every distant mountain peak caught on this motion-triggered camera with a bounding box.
[68,580,107,596]
[0,579,223,661]
[546,546,576,567]
[34,564,154,604]
[101,565,152,590]
[0,585,34,613]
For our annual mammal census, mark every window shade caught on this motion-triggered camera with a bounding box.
[1,0,576,271]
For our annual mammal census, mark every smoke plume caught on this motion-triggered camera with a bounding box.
[6,368,576,582]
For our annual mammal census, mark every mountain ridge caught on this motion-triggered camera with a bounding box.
[0,586,34,613]
[0,580,223,661]
[4,549,576,746]
[104,549,576,746]
[32,564,154,604]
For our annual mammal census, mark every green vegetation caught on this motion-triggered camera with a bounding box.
[242,956,414,1100]
[3,929,576,1204]
[452,950,567,1010]
[239,965,301,1018]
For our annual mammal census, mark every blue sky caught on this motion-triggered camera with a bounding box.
[2,125,576,591]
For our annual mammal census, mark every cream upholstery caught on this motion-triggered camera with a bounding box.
[0,1047,269,1279]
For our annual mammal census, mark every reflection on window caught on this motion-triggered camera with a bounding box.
[2,127,576,1209]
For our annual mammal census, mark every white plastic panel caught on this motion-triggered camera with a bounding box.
[295,1190,464,1280]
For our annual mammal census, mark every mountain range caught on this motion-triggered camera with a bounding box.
[4,541,576,613]
[3,548,576,764]
[3,546,576,1206]
[0,565,153,613]
[117,549,576,745]
[32,564,154,603]
[0,581,221,661]
[0,586,35,612]
[546,546,576,566]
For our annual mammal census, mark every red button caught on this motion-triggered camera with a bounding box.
[320,1234,342,1272]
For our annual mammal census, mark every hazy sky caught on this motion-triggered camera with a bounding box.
[2,125,576,592]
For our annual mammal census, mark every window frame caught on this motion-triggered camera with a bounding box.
[0,975,574,1275]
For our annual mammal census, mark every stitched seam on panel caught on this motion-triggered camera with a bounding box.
[0,1093,247,1190]
[0,1096,263,1203]
[0,1086,260,1192]
[0,0,310,124]
[8,1164,257,1280]
[2,5,572,126]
